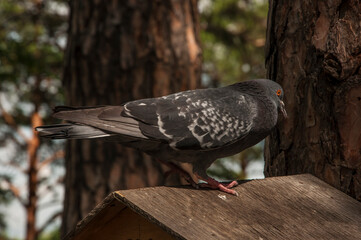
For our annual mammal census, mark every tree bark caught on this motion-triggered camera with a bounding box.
[265,0,361,200]
[26,112,42,240]
[61,0,201,236]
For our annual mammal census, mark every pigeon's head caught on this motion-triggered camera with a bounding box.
[256,79,287,119]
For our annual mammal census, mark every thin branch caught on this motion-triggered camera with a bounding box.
[36,211,62,237]
[37,150,65,170]
[37,176,63,199]
[36,183,55,200]
[0,102,30,144]
[3,179,26,207]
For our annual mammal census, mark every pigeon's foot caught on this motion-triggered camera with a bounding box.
[222,180,239,188]
[196,174,239,196]
[156,159,198,188]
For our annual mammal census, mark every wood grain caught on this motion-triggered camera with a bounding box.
[63,194,174,240]
[265,0,361,202]
[64,174,361,240]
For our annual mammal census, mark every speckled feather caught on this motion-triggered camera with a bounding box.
[123,86,256,150]
[36,79,286,191]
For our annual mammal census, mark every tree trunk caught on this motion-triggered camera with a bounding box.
[61,0,201,236]
[265,0,361,201]
[25,112,42,240]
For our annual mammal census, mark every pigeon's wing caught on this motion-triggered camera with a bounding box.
[122,87,257,150]
[52,106,148,139]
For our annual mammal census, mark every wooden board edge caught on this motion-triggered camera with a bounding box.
[113,191,186,240]
[63,192,122,240]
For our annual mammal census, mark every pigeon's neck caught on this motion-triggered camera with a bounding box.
[254,95,278,132]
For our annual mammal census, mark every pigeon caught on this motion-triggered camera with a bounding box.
[35,79,287,195]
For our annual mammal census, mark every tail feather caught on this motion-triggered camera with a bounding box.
[53,105,107,113]
[35,124,113,139]
[51,106,146,139]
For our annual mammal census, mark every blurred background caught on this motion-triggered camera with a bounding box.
[0,0,268,239]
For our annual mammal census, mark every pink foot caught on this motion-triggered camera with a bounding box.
[196,175,239,196]
[224,180,238,188]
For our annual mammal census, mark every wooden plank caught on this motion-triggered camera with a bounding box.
[114,174,361,240]
[64,196,125,240]
[107,207,175,240]
[65,174,361,240]
[64,194,174,240]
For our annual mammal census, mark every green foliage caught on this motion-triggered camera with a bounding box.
[200,0,268,86]
[0,0,66,120]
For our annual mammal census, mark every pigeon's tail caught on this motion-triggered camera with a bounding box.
[35,123,113,139]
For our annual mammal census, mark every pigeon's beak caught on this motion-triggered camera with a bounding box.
[279,100,287,118]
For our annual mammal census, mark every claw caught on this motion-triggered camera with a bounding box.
[156,159,239,196]
[195,174,239,196]
[224,180,238,188]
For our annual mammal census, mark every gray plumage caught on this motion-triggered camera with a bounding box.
[36,79,287,195]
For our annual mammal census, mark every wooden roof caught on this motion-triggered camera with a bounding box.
[64,174,361,240]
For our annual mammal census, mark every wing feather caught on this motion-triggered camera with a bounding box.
[123,88,256,150]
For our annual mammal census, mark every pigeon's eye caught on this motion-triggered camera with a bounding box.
[276,89,282,96]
